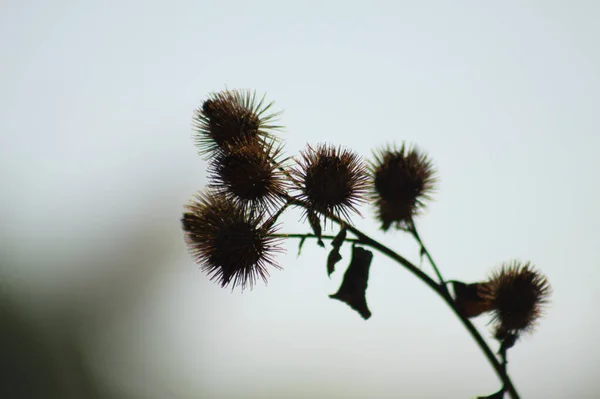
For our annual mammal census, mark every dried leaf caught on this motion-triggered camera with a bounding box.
[327,249,342,277]
[331,227,347,251]
[308,210,324,247]
[297,236,307,257]
[326,227,347,276]
[329,246,373,319]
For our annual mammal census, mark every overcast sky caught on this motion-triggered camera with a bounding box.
[2,1,600,398]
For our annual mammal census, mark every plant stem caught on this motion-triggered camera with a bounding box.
[408,220,447,289]
[276,197,520,399]
[271,233,362,243]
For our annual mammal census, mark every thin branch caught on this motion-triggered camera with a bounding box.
[408,219,446,288]
[501,350,508,376]
[496,335,514,397]
[271,232,362,243]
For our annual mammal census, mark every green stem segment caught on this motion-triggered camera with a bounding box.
[274,198,520,399]
[271,233,361,243]
[408,220,446,289]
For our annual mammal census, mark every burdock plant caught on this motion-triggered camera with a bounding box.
[182,89,552,399]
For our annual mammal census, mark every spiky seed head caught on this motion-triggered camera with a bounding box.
[181,191,284,291]
[192,89,282,158]
[292,143,370,223]
[208,138,289,213]
[370,143,437,231]
[486,260,551,335]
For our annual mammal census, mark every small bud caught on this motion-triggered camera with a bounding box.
[297,236,307,257]
[331,226,347,251]
[327,249,343,277]
[327,227,347,276]
[495,327,519,355]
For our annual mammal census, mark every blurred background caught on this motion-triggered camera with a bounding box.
[1,1,599,398]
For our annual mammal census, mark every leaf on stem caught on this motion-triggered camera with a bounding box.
[308,210,325,247]
[297,236,307,257]
[331,226,347,250]
[329,245,373,320]
[327,250,342,277]
[326,227,347,276]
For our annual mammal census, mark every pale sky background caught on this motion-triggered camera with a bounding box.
[2,1,600,398]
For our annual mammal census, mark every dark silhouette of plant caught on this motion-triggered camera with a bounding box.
[182,191,284,290]
[292,143,370,223]
[370,143,437,231]
[181,89,552,399]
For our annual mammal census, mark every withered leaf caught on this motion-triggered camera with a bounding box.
[326,227,347,276]
[297,236,307,257]
[308,210,324,247]
[331,226,347,251]
[327,249,342,277]
[329,245,373,320]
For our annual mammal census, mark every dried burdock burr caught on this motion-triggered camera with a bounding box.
[208,138,289,213]
[370,143,437,231]
[192,89,282,158]
[485,260,552,335]
[292,143,370,223]
[181,191,284,291]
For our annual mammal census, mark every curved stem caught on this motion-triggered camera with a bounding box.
[266,200,293,226]
[408,219,446,287]
[277,197,520,399]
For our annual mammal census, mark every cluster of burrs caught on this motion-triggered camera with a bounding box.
[181,89,551,399]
